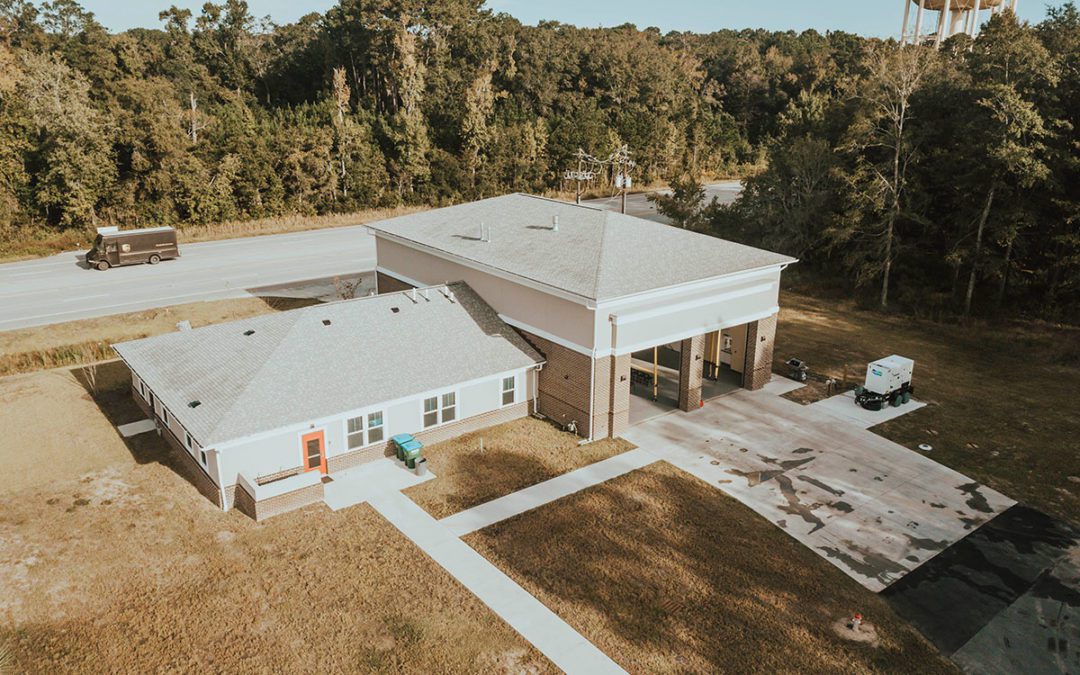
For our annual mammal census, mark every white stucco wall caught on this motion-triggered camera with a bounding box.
[377,238,597,350]
[600,267,782,355]
[213,367,532,486]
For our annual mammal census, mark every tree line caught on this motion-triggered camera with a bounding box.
[0,1,1077,321]
[662,7,1079,322]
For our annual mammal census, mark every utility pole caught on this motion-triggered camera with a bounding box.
[562,148,595,205]
[611,145,635,215]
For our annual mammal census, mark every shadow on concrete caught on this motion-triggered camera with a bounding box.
[883,504,1080,659]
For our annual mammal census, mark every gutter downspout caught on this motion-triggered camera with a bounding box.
[533,364,543,416]
[587,345,596,442]
[214,450,228,511]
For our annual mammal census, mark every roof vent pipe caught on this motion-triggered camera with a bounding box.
[552,215,559,231]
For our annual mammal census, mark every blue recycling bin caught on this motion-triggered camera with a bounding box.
[391,433,415,461]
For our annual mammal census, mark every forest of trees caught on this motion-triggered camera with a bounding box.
[0,1,1077,321]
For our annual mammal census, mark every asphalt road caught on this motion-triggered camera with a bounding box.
[582,179,742,222]
[0,181,743,332]
[0,225,376,331]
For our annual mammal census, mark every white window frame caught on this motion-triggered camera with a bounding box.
[139,381,146,398]
[346,415,365,449]
[501,375,516,407]
[199,449,207,466]
[367,411,385,444]
[345,408,387,448]
[422,390,458,428]
[162,407,170,426]
[185,432,193,450]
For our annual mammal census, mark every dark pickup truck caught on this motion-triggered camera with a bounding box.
[86,226,180,270]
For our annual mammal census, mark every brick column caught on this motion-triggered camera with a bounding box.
[743,315,777,391]
[608,353,630,436]
[678,334,705,411]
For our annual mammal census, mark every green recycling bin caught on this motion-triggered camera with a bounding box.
[403,442,423,469]
[391,433,415,461]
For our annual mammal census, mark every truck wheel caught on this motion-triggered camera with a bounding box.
[96,260,109,271]
[148,254,161,265]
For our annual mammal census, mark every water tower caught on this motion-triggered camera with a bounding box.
[900,0,1018,48]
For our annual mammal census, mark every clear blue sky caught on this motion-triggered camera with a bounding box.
[79,0,1055,37]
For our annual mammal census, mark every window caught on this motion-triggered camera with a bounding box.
[185,433,193,450]
[139,381,145,398]
[441,392,456,423]
[162,408,169,426]
[347,415,365,449]
[199,450,207,466]
[423,397,439,428]
[368,411,384,444]
[502,376,516,406]
[149,391,155,410]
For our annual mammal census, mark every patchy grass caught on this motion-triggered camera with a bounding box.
[775,291,1080,527]
[0,206,423,263]
[404,416,635,519]
[0,381,551,673]
[466,462,953,674]
[0,296,318,378]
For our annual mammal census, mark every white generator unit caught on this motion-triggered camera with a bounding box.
[855,355,915,410]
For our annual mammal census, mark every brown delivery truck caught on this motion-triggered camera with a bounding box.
[86,226,180,270]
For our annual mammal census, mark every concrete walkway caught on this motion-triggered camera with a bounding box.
[323,457,435,511]
[368,491,626,675]
[440,448,658,537]
[117,418,156,437]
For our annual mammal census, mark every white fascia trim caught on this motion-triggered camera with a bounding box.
[213,365,536,453]
[595,263,789,312]
[374,232,597,308]
[496,314,596,357]
[609,280,778,326]
[612,306,779,356]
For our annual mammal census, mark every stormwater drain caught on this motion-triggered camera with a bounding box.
[918,443,933,452]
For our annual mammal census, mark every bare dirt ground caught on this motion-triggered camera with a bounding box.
[404,417,634,519]
[466,462,955,674]
[774,291,1080,527]
[0,371,552,673]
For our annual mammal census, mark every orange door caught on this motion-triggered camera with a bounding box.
[301,430,326,473]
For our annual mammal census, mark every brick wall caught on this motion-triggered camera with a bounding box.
[678,335,705,411]
[516,330,594,436]
[233,479,325,522]
[743,315,777,391]
[376,271,414,294]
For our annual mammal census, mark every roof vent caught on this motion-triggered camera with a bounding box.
[243,329,255,336]
[322,319,331,326]
[479,221,490,242]
[391,307,400,313]
[552,215,559,231]
[188,400,202,408]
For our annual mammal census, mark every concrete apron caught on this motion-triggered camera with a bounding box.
[622,388,1014,592]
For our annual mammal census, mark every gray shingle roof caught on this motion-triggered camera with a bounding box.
[112,282,542,446]
[367,193,796,302]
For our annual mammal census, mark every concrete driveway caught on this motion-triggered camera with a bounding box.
[623,387,1014,592]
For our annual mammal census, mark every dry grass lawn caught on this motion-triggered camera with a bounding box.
[0,206,424,263]
[775,291,1080,527]
[466,462,955,674]
[404,416,634,519]
[0,370,552,674]
[0,296,318,378]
